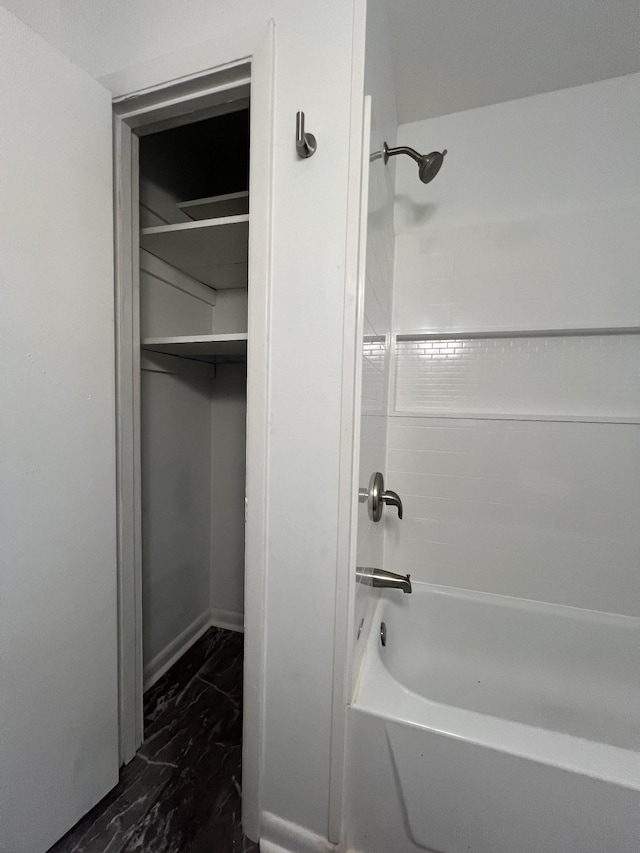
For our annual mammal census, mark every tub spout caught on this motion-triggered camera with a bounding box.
[356,567,412,594]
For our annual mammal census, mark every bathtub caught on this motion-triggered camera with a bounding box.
[345,582,640,853]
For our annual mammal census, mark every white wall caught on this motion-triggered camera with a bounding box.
[393,73,640,334]
[140,252,214,338]
[351,0,398,693]
[212,290,248,335]
[141,356,246,685]
[388,73,640,617]
[0,9,119,849]
[2,0,365,842]
[210,363,247,623]
[140,258,246,678]
[141,361,213,678]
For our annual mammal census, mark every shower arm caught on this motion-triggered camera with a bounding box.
[383,143,422,165]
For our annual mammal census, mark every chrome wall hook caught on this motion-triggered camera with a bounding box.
[296,111,317,158]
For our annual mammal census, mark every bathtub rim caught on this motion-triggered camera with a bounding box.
[352,582,640,791]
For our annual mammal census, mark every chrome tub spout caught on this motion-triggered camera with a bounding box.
[356,567,412,594]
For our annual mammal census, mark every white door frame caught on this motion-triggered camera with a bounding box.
[110,22,274,842]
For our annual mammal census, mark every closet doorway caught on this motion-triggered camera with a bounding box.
[139,106,249,693]
[113,30,273,843]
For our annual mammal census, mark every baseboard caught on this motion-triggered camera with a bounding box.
[143,611,212,690]
[260,812,337,853]
[143,608,244,690]
[210,607,244,633]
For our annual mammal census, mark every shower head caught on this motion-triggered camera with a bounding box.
[417,149,447,183]
[383,142,447,184]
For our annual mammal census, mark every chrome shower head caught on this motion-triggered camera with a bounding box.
[383,142,447,184]
[417,149,447,183]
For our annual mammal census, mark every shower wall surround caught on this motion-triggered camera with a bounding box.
[393,72,640,335]
[387,72,640,617]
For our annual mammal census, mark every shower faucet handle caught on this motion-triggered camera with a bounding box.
[366,472,404,522]
[382,488,403,520]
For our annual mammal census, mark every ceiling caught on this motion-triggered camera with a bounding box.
[387,0,640,124]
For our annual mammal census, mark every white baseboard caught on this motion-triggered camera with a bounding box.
[143,611,212,690]
[260,812,337,853]
[210,607,244,633]
[143,608,245,690]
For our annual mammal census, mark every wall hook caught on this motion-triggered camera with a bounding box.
[296,111,317,158]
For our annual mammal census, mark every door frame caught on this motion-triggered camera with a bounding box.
[110,22,274,842]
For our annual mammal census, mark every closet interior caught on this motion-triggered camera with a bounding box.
[138,106,250,694]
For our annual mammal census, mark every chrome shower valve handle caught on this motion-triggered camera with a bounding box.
[381,487,403,519]
[366,471,404,522]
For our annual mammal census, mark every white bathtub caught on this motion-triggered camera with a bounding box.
[345,582,640,853]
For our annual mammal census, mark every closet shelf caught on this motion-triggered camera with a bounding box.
[140,215,249,289]
[141,333,248,360]
[177,191,249,221]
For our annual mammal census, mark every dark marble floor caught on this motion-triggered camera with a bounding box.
[49,628,259,853]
